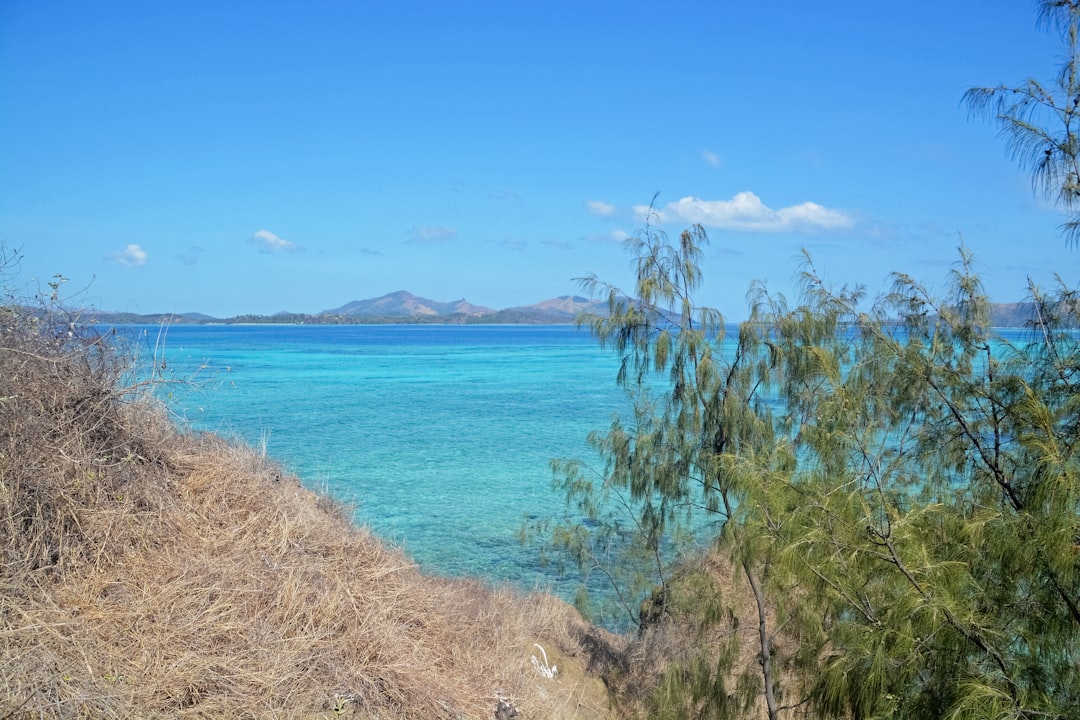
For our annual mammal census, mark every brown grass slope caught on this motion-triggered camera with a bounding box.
[0,311,612,719]
[587,551,817,720]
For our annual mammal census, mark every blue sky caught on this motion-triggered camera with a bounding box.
[0,1,1074,318]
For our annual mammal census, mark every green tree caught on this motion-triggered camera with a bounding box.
[552,4,1080,716]
[755,253,1080,718]
[556,224,1080,718]
[552,221,818,718]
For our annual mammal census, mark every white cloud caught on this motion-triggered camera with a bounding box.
[585,200,616,217]
[108,243,148,267]
[408,225,458,243]
[635,192,854,233]
[251,229,300,253]
[702,150,721,167]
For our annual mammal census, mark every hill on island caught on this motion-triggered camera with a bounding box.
[319,291,609,323]
[492,295,610,323]
[322,290,495,318]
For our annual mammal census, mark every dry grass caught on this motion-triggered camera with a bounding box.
[592,551,817,719]
[0,307,614,719]
[0,301,816,719]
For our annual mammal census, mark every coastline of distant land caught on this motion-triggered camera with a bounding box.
[67,290,1041,328]
[74,291,609,326]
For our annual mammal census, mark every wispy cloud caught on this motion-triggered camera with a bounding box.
[407,225,457,243]
[497,238,527,251]
[583,229,631,245]
[702,150,721,167]
[175,245,205,266]
[636,192,854,233]
[250,229,300,253]
[108,243,148,268]
[585,200,616,217]
[494,189,522,203]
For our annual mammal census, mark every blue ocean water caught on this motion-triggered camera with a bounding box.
[124,324,632,602]
[119,322,1042,613]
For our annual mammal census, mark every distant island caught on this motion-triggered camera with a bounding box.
[78,291,611,326]
[73,290,1042,328]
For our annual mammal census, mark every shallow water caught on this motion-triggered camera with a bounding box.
[121,324,633,603]
[121,322,1040,616]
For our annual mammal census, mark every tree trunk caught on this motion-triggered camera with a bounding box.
[744,559,779,720]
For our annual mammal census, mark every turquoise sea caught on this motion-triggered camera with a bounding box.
[123,324,633,603]
[121,322,1042,612]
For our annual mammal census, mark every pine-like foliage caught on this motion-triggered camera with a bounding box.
[546,4,1080,715]
[763,251,1080,718]
[965,0,1080,245]
[550,223,1080,718]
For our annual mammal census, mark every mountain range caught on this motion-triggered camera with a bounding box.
[322,291,495,318]
[80,291,611,325]
[77,291,1041,327]
[321,290,612,323]
[321,290,617,321]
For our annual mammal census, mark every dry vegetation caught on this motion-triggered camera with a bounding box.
[594,552,815,719]
[0,304,621,719]
[0,298,784,719]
